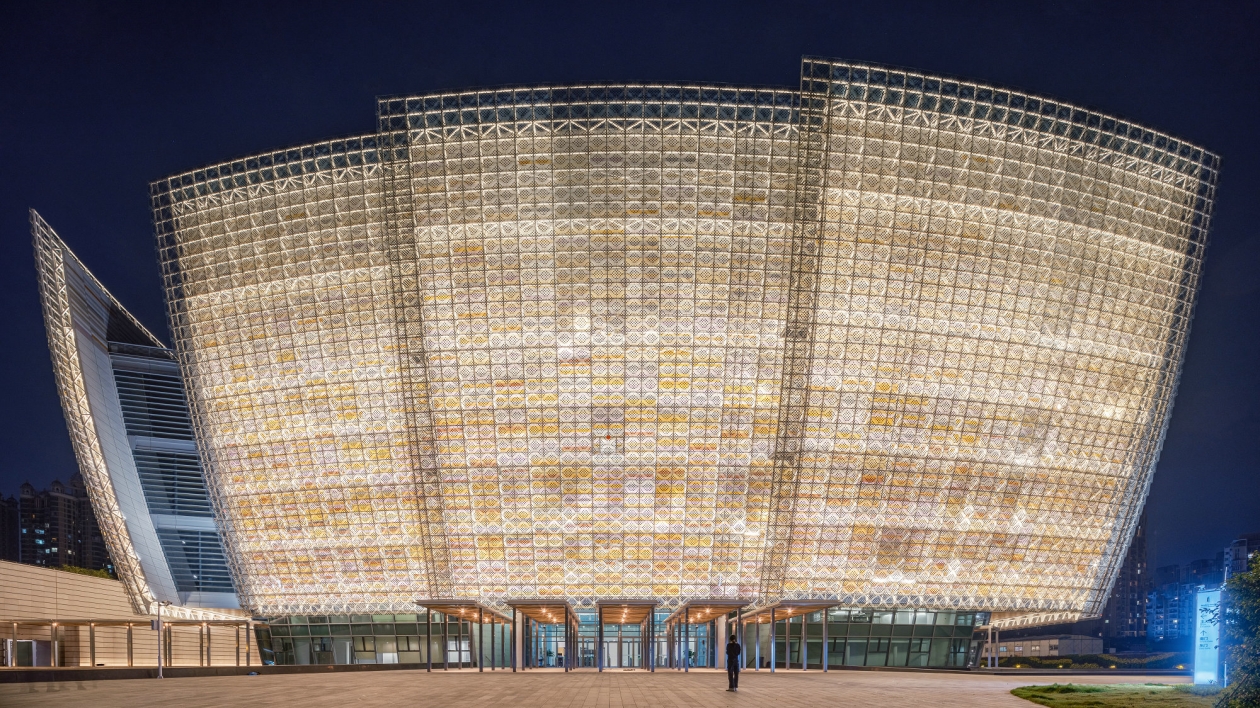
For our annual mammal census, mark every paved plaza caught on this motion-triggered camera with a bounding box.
[0,669,1188,707]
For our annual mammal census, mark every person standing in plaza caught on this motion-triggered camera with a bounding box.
[726,633,742,691]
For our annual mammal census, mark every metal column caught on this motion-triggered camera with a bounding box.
[597,607,604,672]
[683,608,689,672]
[755,619,760,670]
[799,615,805,671]
[89,623,96,667]
[648,609,655,672]
[477,608,484,672]
[821,608,828,672]
[245,621,252,667]
[127,623,133,667]
[236,625,241,666]
[510,609,517,672]
[443,615,449,670]
[769,608,776,673]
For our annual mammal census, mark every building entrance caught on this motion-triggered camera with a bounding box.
[594,600,657,671]
[602,630,643,668]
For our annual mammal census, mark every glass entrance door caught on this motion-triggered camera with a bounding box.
[620,639,641,668]
[602,636,643,668]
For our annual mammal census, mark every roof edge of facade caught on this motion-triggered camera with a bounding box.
[800,55,1220,163]
[29,209,168,350]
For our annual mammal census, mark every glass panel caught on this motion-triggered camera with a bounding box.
[889,639,910,666]
[844,639,866,666]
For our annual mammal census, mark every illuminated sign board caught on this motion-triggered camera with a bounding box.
[1194,588,1221,685]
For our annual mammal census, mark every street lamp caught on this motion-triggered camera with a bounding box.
[155,601,172,679]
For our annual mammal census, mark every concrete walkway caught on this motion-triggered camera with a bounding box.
[0,668,1189,707]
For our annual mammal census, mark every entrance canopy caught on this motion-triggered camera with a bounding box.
[596,599,657,625]
[413,599,511,624]
[663,598,750,626]
[506,599,579,628]
[741,599,835,623]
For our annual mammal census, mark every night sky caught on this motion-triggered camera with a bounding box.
[3,1,1256,571]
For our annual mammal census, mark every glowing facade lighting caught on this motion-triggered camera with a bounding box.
[151,59,1216,616]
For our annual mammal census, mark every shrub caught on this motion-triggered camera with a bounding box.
[59,565,117,580]
[1217,566,1260,708]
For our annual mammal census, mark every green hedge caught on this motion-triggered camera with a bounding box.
[58,565,117,580]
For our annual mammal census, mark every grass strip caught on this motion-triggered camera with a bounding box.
[1011,683,1221,707]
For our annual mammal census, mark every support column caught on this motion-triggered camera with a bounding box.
[716,616,725,669]
[477,609,484,672]
[245,622,252,667]
[236,625,241,667]
[127,624,133,667]
[442,615,449,670]
[683,609,689,673]
[563,608,569,673]
[799,614,805,671]
[769,608,776,673]
[597,608,604,672]
[51,624,57,668]
[89,623,96,667]
[10,623,16,667]
[648,609,655,672]
[426,611,432,672]
[822,608,829,672]
[510,609,516,672]
[755,619,761,670]
[207,623,212,666]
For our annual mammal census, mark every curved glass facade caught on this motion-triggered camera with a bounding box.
[151,58,1217,617]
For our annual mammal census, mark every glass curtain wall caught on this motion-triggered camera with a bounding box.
[742,608,981,668]
[258,612,509,667]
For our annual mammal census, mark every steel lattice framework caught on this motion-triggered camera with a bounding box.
[150,58,1217,617]
[33,212,246,621]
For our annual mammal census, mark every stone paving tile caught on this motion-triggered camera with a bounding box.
[0,669,1188,708]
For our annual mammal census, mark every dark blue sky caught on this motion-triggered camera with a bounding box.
[2,0,1256,570]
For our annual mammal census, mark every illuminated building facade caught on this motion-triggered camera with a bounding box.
[33,213,241,618]
[148,58,1216,624]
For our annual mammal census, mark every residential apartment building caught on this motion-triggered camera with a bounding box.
[1225,532,1260,578]
[0,494,18,562]
[17,475,111,572]
[1099,513,1147,649]
[1146,555,1223,645]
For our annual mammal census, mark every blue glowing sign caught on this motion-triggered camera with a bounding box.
[1194,588,1221,685]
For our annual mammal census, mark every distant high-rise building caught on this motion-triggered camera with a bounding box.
[1225,532,1260,578]
[16,475,112,572]
[1147,575,1193,644]
[1100,513,1147,648]
[1146,554,1224,647]
[0,494,18,562]
[1183,554,1224,586]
